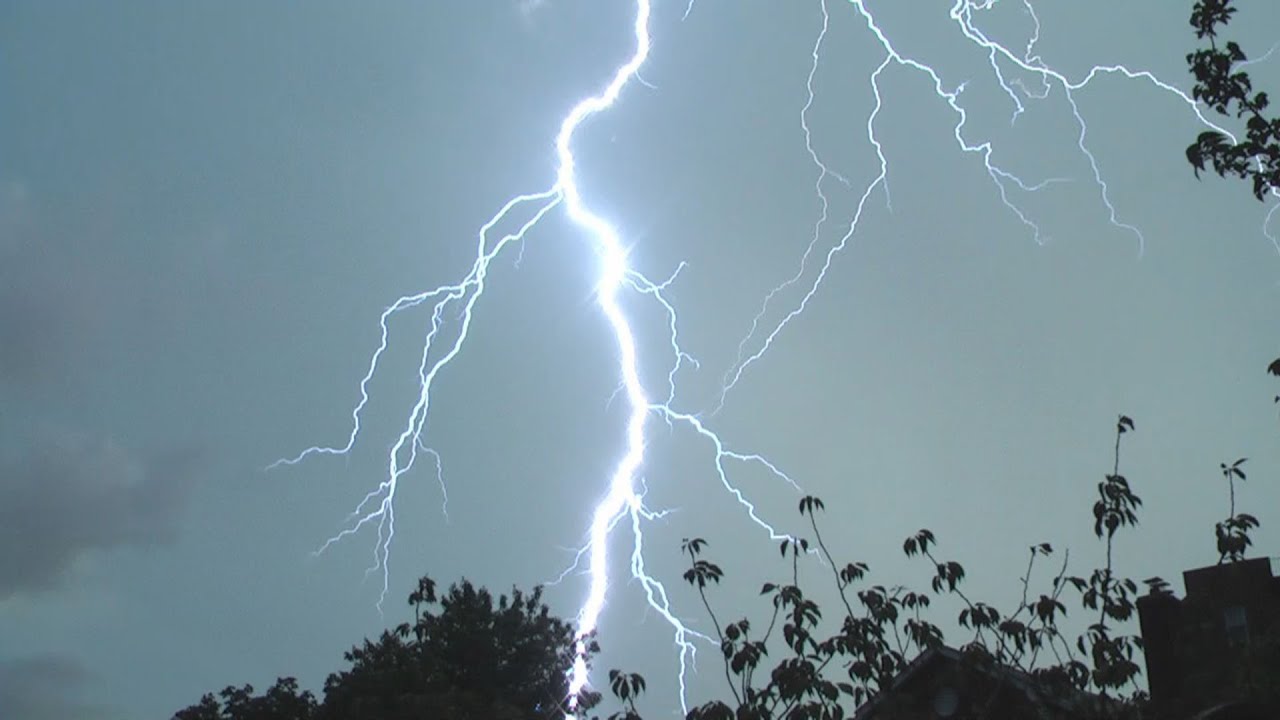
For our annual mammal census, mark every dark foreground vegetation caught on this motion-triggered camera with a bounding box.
[172,410,1278,719]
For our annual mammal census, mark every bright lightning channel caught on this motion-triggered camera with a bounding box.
[552,7,805,712]
[271,0,800,715]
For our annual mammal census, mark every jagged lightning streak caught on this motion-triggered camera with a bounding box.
[307,193,562,608]
[718,0,1057,404]
[555,0,658,708]
[551,7,806,710]
[270,0,654,631]
[715,0,845,416]
[718,0,1262,407]
[272,0,799,712]
[949,0,1279,255]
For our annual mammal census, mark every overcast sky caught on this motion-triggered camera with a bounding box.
[3,2,1280,718]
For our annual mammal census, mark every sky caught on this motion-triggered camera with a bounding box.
[3,1,1280,718]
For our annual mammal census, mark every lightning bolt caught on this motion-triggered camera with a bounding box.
[717,0,1265,409]
[271,0,1278,716]
[272,0,797,714]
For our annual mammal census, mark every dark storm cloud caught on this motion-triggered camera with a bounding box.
[0,655,110,720]
[0,432,201,600]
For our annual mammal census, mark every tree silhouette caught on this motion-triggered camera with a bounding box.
[169,402,1272,719]
[1185,0,1280,200]
[609,417,1145,720]
[593,408,1270,717]
[1215,457,1259,563]
[320,577,600,719]
[171,578,600,720]
[171,677,318,720]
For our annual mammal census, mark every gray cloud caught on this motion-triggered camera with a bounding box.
[0,432,201,600]
[0,182,49,383]
[0,655,111,720]
[0,181,105,387]
[0,181,31,254]
[0,276,73,386]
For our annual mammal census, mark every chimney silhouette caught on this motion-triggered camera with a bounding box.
[1137,588,1181,709]
[1136,557,1280,716]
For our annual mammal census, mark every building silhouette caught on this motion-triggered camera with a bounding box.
[852,558,1279,719]
[851,644,1112,720]
[1137,557,1280,719]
